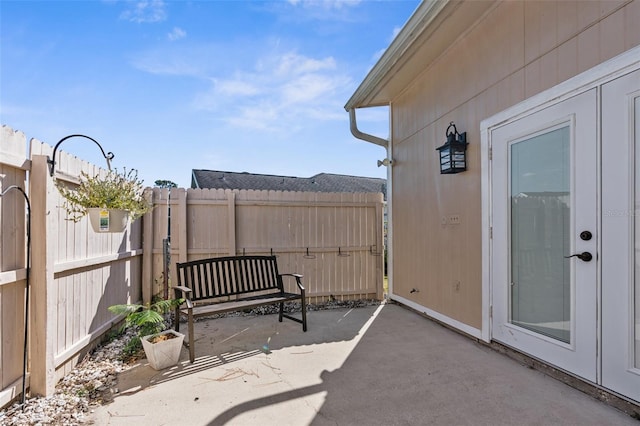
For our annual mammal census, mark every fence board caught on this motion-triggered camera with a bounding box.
[0,127,28,407]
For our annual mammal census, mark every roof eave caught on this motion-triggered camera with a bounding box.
[344,0,449,111]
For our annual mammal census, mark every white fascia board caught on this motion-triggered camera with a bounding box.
[344,0,448,111]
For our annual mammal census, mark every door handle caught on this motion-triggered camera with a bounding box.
[564,252,593,262]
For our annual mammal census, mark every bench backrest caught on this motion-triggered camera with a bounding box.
[176,255,283,301]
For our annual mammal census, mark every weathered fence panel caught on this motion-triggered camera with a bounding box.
[30,141,142,395]
[1,126,144,405]
[144,188,384,303]
[28,142,143,396]
[0,126,29,407]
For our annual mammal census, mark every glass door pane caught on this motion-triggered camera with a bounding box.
[510,126,571,343]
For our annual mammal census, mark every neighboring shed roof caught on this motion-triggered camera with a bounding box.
[191,169,386,198]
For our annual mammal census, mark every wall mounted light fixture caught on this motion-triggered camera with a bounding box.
[377,158,393,167]
[436,122,467,174]
[48,134,114,176]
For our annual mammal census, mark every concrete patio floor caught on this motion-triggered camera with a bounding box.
[89,302,637,426]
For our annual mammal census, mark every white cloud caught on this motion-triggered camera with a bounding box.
[372,47,386,62]
[133,54,201,76]
[371,26,401,62]
[209,51,350,132]
[130,44,226,77]
[391,25,402,41]
[168,27,186,41]
[280,0,362,22]
[287,0,362,10]
[132,42,352,134]
[226,103,280,132]
[215,79,261,96]
[281,74,338,104]
[274,53,336,77]
[120,0,167,23]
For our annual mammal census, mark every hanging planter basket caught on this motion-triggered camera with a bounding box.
[87,208,129,233]
[56,169,151,233]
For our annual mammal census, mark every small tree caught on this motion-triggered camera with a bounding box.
[154,180,177,188]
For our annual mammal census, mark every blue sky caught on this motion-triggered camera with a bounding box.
[1,0,419,188]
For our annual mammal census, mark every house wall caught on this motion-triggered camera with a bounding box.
[390,0,640,330]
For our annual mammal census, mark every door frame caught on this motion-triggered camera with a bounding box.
[481,46,640,345]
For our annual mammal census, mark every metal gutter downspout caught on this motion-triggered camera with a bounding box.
[347,107,392,301]
[348,108,388,147]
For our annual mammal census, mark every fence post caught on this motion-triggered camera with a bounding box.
[375,194,384,300]
[176,188,187,267]
[227,191,236,255]
[142,188,154,304]
[29,155,56,396]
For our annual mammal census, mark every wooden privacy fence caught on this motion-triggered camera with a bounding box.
[0,126,143,405]
[144,188,384,304]
[0,125,383,406]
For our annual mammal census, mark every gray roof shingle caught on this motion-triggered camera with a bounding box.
[191,169,386,198]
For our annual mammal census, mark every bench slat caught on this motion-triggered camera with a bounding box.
[185,292,300,318]
[179,256,285,300]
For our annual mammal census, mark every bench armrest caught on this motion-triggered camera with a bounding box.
[280,273,305,292]
[172,286,193,309]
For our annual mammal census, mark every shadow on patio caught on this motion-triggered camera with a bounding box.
[91,303,636,425]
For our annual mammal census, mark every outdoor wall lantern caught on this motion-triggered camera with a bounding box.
[436,122,467,174]
[48,134,114,176]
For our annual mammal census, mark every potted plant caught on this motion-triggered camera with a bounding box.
[56,168,152,232]
[108,297,185,370]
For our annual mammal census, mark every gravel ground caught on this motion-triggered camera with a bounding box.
[0,299,380,426]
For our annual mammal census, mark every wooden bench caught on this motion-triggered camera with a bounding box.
[173,255,307,362]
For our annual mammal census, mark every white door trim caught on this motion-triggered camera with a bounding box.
[481,45,640,345]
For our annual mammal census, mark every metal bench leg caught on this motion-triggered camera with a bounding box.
[188,310,195,363]
[278,301,284,322]
[301,297,307,332]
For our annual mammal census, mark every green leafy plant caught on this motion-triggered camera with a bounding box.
[56,168,152,222]
[108,296,184,358]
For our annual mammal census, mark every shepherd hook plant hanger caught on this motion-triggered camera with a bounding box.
[48,134,115,176]
[0,185,31,408]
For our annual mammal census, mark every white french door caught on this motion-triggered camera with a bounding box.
[601,69,640,402]
[489,65,640,402]
[491,90,598,382]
